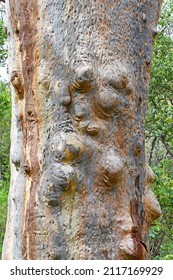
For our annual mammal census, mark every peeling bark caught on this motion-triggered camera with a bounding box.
[3,0,163,260]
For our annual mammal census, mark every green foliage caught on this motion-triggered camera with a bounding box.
[146,0,173,260]
[0,82,11,183]
[0,81,10,258]
[145,16,173,163]
[0,18,7,65]
[0,12,9,258]
[0,187,8,257]
[149,159,173,259]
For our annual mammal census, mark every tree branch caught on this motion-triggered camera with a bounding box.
[149,136,157,165]
[161,135,173,158]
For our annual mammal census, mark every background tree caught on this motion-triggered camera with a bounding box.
[2,0,163,260]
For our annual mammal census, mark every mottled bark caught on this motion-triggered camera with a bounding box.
[3,0,162,260]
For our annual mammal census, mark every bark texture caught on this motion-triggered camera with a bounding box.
[3,0,162,260]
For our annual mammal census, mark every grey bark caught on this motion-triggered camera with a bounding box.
[3,0,162,260]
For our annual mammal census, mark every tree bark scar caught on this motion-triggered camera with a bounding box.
[130,192,146,259]
[10,0,40,259]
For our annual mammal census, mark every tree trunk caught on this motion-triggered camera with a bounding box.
[3,0,162,260]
